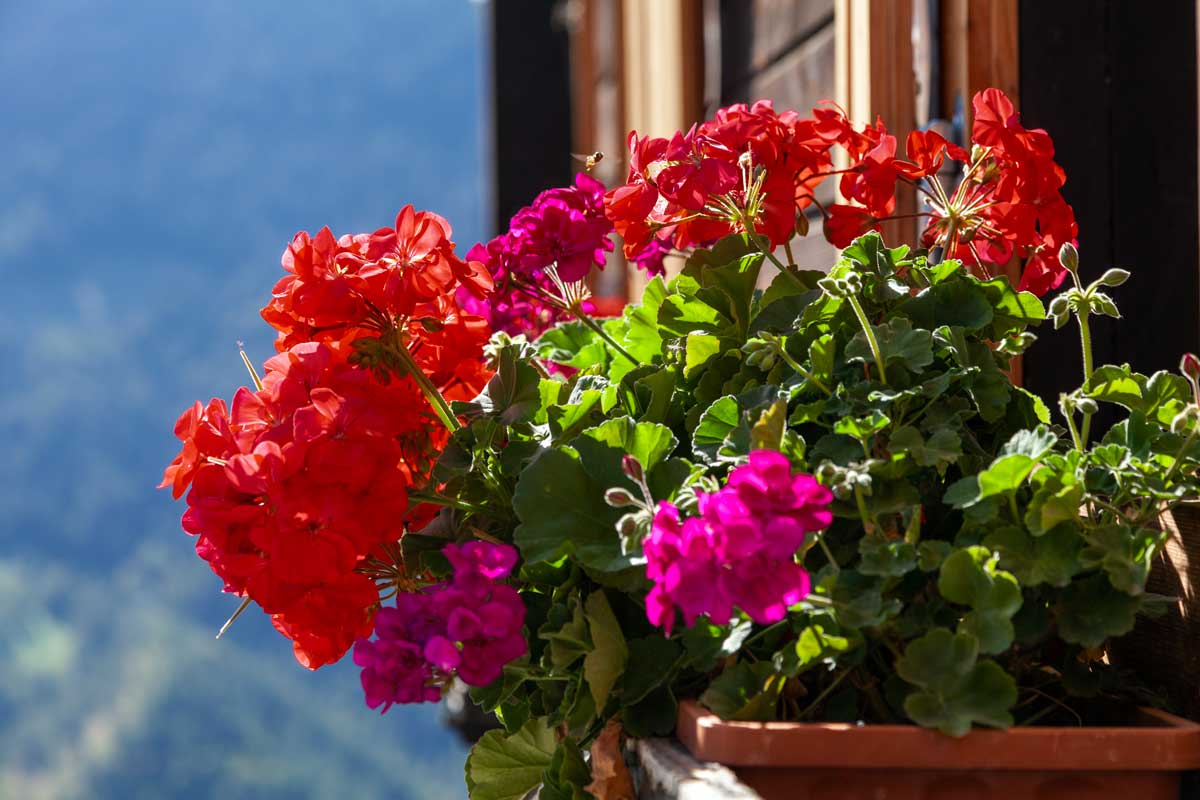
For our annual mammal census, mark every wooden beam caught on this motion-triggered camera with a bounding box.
[835,0,916,245]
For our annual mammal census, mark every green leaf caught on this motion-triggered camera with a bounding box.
[622,685,678,737]
[622,276,668,362]
[789,623,858,675]
[477,345,546,425]
[889,425,962,469]
[539,740,593,800]
[846,317,934,374]
[830,570,900,628]
[700,662,783,722]
[692,396,740,463]
[809,334,836,384]
[537,321,607,369]
[540,600,590,669]
[1023,477,1084,537]
[983,525,1081,588]
[751,290,818,335]
[621,636,682,705]
[583,591,628,711]
[1001,426,1058,459]
[900,279,995,332]
[679,618,753,673]
[1055,574,1141,648]
[684,333,723,378]
[1079,525,1166,596]
[580,417,678,473]
[858,534,918,577]
[513,449,637,577]
[937,547,1023,653]
[465,720,557,800]
[750,398,788,451]
[834,410,891,442]
[978,276,1045,339]
[896,629,1017,736]
[841,232,911,279]
[1084,364,1145,409]
[917,541,953,572]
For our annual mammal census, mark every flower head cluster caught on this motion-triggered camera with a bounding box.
[261,207,493,398]
[460,173,618,338]
[643,450,833,634]
[825,89,1077,295]
[605,100,841,262]
[162,342,446,669]
[163,205,497,667]
[353,542,526,712]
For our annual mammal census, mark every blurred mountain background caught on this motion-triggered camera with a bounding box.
[0,1,487,797]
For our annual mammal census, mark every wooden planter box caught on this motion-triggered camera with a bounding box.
[676,699,1200,799]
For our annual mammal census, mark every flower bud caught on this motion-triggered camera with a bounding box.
[795,210,810,238]
[1097,268,1130,287]
[1180,353,1200,381]
[605,487,639,508]
[621,454,644,483]
[1076,397,1099,415]
[1058,242,1079,273]
[1090,292,1120,319]
[1172,406,1200,433]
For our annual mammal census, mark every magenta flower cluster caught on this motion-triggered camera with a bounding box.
[353,541,527,713]
[644,450,834,634]
[457,173,614,337]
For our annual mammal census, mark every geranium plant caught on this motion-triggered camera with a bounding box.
[163,89,1200,798]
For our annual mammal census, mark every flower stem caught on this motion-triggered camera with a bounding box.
[572,307,638,366]
[817,533,841,573]
[1063,402,1084,452]
[847,294,888,385]
[1077,309,1095,444]
[775,346,832,396]
[393,343,461,432]
[408,491,488,515]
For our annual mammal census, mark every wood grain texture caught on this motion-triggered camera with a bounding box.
[1112,505,1200,721]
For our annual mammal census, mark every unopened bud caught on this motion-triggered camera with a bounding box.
[1097,268,1130,287]
[1180,353,1200,381]
[605,487,639,508]
[1172,405,1200,433]
[1090,292,1120,319]
[795,211,810,238]
[1058,242,1079,274]
[621,454,644,483]
[1076,397,1099,415]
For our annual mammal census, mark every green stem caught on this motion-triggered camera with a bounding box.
[394,344,461,432]
[847,294,888,385]
[1163,424,1200,485]
[573,308,638,366]
[407,491,489,516]
[817,534,841,574]
[776,347,832,396]
[854,485,876,534]
[1063,403,1084,452]
[1077,310,1095,444]
[798,668,853,720]
[749,228,807,289]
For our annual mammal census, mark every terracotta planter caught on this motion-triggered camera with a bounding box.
[676,699,1200,800]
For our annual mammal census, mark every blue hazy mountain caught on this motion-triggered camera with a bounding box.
[0,2,489,796]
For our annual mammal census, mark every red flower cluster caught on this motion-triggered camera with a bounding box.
[164,206,494,668]
[605,101,841,264]
[824,89,1077,295]
[162,343,444,668]
[607,91,1076,297]
[261,206,492,397]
